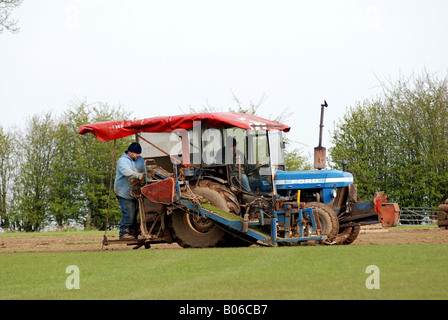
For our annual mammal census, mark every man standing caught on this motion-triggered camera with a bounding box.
[114,142,145,239]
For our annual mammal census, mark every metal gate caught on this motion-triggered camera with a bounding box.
[399,207,437,225]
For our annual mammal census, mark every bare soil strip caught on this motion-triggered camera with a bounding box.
[0,227,447,253]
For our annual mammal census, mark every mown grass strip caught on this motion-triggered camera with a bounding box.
[1,244,447,300]
[201,202,242,220]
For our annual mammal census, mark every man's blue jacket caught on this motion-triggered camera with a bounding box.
[114,152,145,199]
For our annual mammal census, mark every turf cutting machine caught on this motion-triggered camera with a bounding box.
[79,108,399,249]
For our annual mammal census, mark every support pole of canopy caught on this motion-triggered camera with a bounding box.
[102,139,116,249]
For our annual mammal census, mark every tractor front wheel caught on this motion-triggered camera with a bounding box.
[335,226,361,245]
[304,202,339,244]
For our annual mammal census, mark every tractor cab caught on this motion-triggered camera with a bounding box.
[137,122,286,197]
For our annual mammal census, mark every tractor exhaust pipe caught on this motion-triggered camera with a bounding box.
[314,100,328,170]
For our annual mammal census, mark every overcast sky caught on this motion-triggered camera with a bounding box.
[1,0,447,159]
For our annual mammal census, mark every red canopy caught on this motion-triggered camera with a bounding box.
[78,112,290,142]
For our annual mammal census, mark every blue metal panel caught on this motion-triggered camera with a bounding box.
[274,169,353,190]
[270,218,277,247]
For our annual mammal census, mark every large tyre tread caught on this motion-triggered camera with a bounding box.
[304,202,339,244]
[169,210,227,248]
[335,226,361,245]
[169,180,240,248]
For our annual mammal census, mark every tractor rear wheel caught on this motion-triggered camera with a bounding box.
[304,202,339,244]
[170,210,227,248]
[169,180,240,248]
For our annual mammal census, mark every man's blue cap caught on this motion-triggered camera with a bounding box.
[127,142,142,154]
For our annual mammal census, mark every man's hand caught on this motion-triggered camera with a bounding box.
[138,173,144,180]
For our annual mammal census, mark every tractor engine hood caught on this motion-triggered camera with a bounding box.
[274,169,354,191]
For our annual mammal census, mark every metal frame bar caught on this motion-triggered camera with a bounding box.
[176,197,326,247]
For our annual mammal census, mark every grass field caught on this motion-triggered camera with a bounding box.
[1,240,447,300]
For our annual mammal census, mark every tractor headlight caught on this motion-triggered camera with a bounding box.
[330,189,337,198]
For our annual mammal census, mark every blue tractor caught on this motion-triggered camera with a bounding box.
[80,107,399,248]
[272,101,399,244]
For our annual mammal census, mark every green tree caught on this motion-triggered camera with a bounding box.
[0,125,15,230]
[284,147,312,171]
[5,100,133,231]
[330,71,448,207]
[65,100,132,230]
[47,113,85,229]
[11,112,59,231]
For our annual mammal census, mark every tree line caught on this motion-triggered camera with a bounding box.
[0,101,132,231]
[330,71,448,207]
